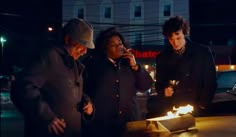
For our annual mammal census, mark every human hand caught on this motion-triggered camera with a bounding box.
[83,102,93,115]
[48,117,66,135]
[164,87,174,97]
[122,47,137,69]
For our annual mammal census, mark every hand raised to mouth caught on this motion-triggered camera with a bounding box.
[121,47,138,70]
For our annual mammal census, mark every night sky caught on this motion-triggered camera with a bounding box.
[190,0,236,45]
[0,0,61,74]
[0,0,61,35]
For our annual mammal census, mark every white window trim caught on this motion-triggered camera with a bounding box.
[130,1,144,20]
[73,1,86,19]
[100,0,114,23]
[159,0,173,22]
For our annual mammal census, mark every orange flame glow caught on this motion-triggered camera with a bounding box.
[167,104,194,118]
[146,104,194,121]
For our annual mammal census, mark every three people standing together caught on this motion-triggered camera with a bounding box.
[10,16,217,137]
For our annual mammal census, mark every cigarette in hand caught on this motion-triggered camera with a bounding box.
[123,47,132,53]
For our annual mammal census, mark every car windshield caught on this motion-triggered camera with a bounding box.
[217,71,236,89]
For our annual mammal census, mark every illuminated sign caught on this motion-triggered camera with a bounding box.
[131,49,160,58]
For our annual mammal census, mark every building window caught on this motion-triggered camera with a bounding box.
[104,7,111,18]
[100,0,113,23]
[134,6,141,17]
[77,8,84,19]
[164,5,171,16]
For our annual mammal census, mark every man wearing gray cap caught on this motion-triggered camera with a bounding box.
[10,18,95,137]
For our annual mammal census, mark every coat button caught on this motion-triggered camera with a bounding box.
[119,110,123,115]
[115,79,119,83]
[116,94,120,98]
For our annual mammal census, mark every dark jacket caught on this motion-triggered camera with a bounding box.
[147,39,217,117]
[83,56,153,137]
[10,46,92,137]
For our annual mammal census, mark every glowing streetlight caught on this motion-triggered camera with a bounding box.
[48,27,53,32]
[1,36,7,56]
[0,36,6,45]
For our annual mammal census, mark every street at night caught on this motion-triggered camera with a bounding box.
[1,0,236,137]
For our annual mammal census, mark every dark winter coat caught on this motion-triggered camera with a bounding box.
[10,46,92,137]
[83,56,153,137]
[147,39,217,117]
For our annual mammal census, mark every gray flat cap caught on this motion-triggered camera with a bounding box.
[63,18,95,49]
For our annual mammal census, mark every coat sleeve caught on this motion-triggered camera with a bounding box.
[155,54,167,97]
[198,47,217,108]
[133,64,153,91]
[10,53,56,123]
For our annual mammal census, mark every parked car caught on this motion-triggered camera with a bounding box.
[218,70,236,95]
[211,70,236,115]
[212,70,236,102]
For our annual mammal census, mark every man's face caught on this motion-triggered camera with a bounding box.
[106,36,124,59]
[70,44,87,60]
[65,35,87,60]
[168,29,186,51]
